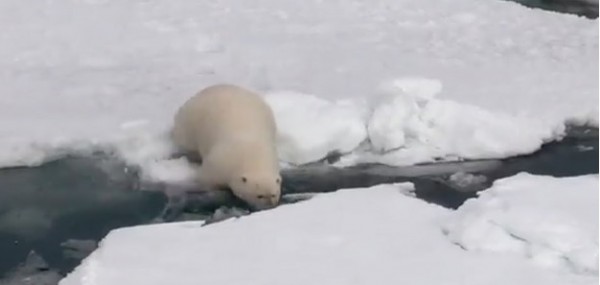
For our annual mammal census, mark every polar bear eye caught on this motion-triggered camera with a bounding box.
[276,178,281,184]
[241,177,247,183]
[257,195,264,199]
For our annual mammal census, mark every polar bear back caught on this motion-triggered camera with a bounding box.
[172,84,277,156]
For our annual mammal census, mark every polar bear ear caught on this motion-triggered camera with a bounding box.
[241,176,248,183]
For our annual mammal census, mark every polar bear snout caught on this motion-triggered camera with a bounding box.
[249,192,280,210]
[228,175,282,211]
[256,194,280,207]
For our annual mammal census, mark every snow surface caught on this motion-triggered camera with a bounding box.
[335,78,559,166]
[264,91,368,165]
[59,179,598,285]
[0,0,597,181]
[443,173,599,275]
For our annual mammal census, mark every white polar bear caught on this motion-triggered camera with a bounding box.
[172,84,282,210]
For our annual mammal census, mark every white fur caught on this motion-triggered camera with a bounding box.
[172,84,281,209]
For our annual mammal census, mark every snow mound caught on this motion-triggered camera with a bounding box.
[265,91,367,165]
[367,78,443,153]
[337,78,558,166]
[60,183,596,285]
[443,173,599,275]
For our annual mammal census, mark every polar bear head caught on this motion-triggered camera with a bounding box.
[229,173,282,210]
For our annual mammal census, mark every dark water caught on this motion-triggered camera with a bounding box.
[0,127,597,283]
[506,0,598,18]
[0,157,166,279]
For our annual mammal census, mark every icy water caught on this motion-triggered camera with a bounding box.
[0,157,167,280]
[0,126,597,283]
[507,0,598,18]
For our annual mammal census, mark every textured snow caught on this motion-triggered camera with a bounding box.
[336,78,558,166]
[0,0,597,178]
[59,182,597,285]
[265,91,367,165]
[443,173,599,275]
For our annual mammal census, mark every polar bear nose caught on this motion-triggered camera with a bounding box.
[256,194,279,206]
[268,195,279,205]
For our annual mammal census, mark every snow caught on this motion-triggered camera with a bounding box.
[0,0,597,179]
[264,91,367,165]
[59,179,598,285]
[367,78,444,153]
[448,171,489,191]
[336,78,558,166]
[443,173,599,275]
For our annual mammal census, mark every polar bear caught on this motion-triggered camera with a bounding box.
[172,84,282,210]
